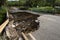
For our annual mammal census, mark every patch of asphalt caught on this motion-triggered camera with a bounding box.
[31,15,60,40]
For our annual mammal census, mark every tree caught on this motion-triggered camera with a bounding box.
[24,0,42,7]
[0,0,7,7]
[46,0,56,7]
[55,0,60,6]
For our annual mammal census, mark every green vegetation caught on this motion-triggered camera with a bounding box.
[7,0,26,6]
[0,0,7,7]
[7,0,60,14]
[0,0,7,25]
[0,0,60,24]
[0,7,6,25]
[55,6,60,14]
[29,6,54,13]
[7,1,20,6]
[55,0,60,6]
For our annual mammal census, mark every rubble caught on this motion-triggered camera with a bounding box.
[9,12,40,33]
[0,12,40,40]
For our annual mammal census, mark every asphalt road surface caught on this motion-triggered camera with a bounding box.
[32,15,60,40]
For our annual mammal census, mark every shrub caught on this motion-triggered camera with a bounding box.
[19,6,29,10]
[7,1,20,6]
[29,6,54,13]
[55,6,60,14]
[0,7,6,25]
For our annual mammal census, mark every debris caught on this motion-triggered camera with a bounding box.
[9,12,40,33]
[0,12,40,40]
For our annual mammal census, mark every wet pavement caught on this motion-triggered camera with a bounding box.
[32,15,60,40]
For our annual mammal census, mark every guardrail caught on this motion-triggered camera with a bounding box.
[0,19,9,33]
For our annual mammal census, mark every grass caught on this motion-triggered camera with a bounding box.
[28,6,54,13]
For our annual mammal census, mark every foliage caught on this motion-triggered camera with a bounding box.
[19,6,29,10]
[7,0,60,7]
[7,1,20,6]
[0,0,7,7]
[46,0,56,7]
[0,7,6,25]
[29,6,54,13]
[24,0,56,7]
[55,0,60,6]
[24,0,44,7]
[55,6,60,14]
[7,0,26,6]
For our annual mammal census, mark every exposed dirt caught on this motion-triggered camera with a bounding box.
[9,12,40,33]
[0,12,40,40]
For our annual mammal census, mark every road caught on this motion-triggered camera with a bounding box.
[9,8,60,40]
[32,15,60,40]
